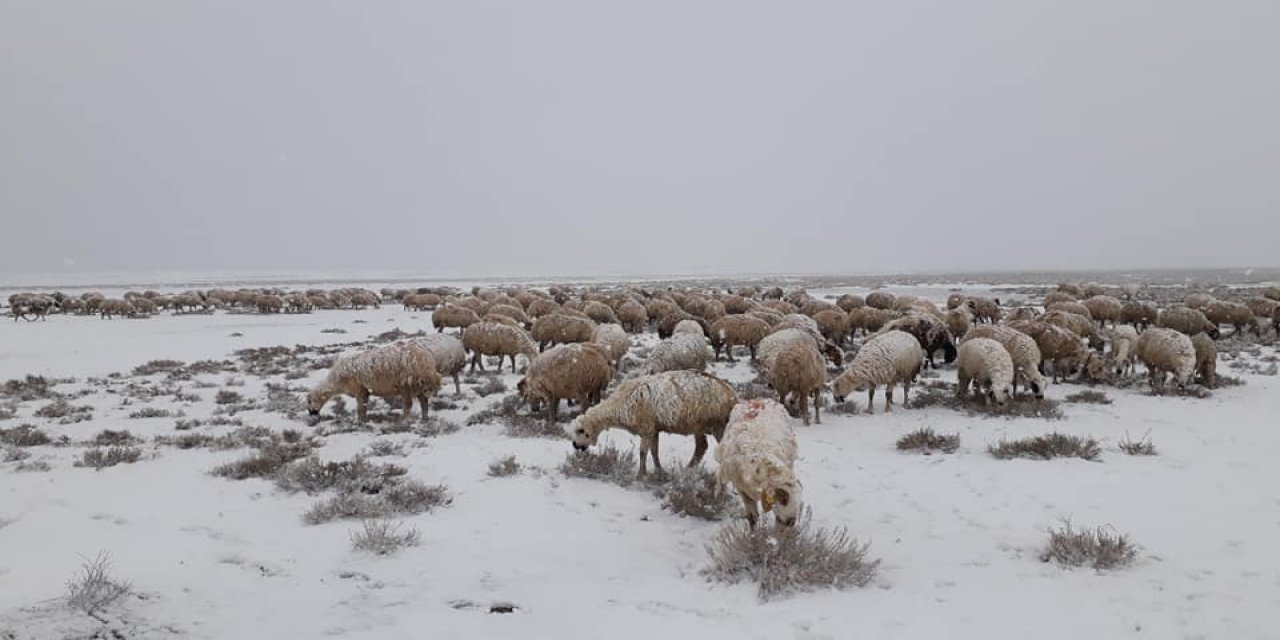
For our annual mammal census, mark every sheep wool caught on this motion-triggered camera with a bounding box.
[715,399,803,527]
[1136,327,1197,390]
[831,330,925,414]
[955,337,1014,406]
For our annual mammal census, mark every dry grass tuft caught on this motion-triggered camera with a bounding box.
[1040,519,1139,570]
[350,519,421,555]
[0,424,51,447]
[132,359,185,376]
[650,465,732,520]
[274,456,407,494]
[1064,390,1113,405]
[34,399,93,424]
[65,552,132,614]
[302,479,451,524]
[127,407,175,419]
[988,433,1101,461]
[1118,432,1157,456]
[472,376,508,398]
[77,446,143,469]
[895,428,959,454]
[91,429,139,446]
[703,509,879,601]
[487,455,521,477]
[560,446,637,487]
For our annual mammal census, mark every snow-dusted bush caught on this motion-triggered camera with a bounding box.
[351,519,421,555]
[77,446,142,469]
[487,455,521,477]
[896,428,959,454]
[988,433,1100,461]
[65,552,131,614]
[1041,520,1138,570]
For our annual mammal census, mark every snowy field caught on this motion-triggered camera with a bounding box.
[3,281,1280,639]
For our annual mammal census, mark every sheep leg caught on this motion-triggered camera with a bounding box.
[547,397,557,425]
[884,386,893,413]
[812,389,822,424]
[902,380,911,409]
[510,354,518,373]
[690,433,708,467]
[400,392,414,424]
[418,393,431,423]
[798,393,810,426]
[452,373,461,396]
[355,390,370,422]
[865,386,876,415]
[740,492,759,528]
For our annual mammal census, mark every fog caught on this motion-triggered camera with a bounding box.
[3,1,1278,278]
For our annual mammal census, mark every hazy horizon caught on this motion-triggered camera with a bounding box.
[4,2,1278,276]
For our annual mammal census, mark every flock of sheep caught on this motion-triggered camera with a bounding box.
[280,280,1280,528]
[6,286,392,320]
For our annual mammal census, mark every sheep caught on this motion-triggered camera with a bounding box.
[645,299,679,323]
[590,323,630,369]
[99,298,134,320]
[1092,325,1140,380]
[1135,327,1196,391]
[1046,301,1093,320]
[1156,307,1221,340]
[517,343,614,424]
[402,292,442,311]
[582,301,618,325]
[746,309,784,327]
[812,308,852,346]
[1081,295,1123,328]
[657,312,709,339]
[799,299,838,317]
[1183,292,1215,309]
[527,297,562,318]
[865,291,897,310]
[1042,291,1078,307]
[616,300,648,333]
[643,333,710,374]
[307,341,442,424]
[955,337,1014,406]
[1004,306,1039,323]
[1008,320,1088,382]
[943,306,973,340]
[461,322,539,373]
[482,313,522,327]
[673,319,707,336]
[946,293,967,310]
[756,330,826,425]
[836,293,865,312]
[411,333,467,395]
[963,324,1046,398]
[771,315,843,366]
[1120,300,1159,331]
[486,303,531,328]
[699,299,727,324]
[1244,297,1279,323]
[762,300,799,315]
[1203,300,1257,336]
[830,330,925,414]
[1038,310,1106,351]
[849,307,903,336]
[714,399,802,528]
[967,296,1002,323]
[1191,333,1217,389]
[721,295,754,315]
[531,313,597,350]
[709,314,771,362]
[433,304,482,333]
[1266,287,1280,302]
[130,298,157,315]
[569,370,738,477]
[875,313,956,369]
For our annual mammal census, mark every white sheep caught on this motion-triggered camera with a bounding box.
[307,341,442,424]
[955,337,1014,406]
[411,334,467,395]
[1136,327,1196,391]
[569,370,738,477]
[756,328,827,425]
[963,325,1046,398]
[830,330,925,414]
[714,399,802,527]
[643,333,709,374]
[590,323,630,369]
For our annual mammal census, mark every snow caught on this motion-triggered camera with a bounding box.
[3,284,1280,639]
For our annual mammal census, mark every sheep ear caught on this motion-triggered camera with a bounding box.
[762,492,775,512]
[774,488,790,507]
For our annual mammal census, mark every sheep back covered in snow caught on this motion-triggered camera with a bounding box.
[715,399,803,527]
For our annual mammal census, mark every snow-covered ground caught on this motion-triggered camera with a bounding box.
[3,285,1279,639]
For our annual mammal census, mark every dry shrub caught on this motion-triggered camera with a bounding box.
[703,509,879,601]
[895,428,959,454]
[414,417,462,437]
[911,383,1064,419]
[209,430,318,479]
[303,480,451,524]
[473,376,508,398]
[275,456,406,494]
[15,459,52,472]
[487,455,521,477]
[65,552,131,614]
[127,407,174,419]
[827,401,859,416]
[4,446,30,462]
[1215,374,1246,388]
[364,440,406,457]
[560,446,637,487]
[350,519,421,555]
[650,465,732,520]
[0,424,50,447]
[1040,520,1139,570]
[1118,432,1157,456]
[988,433,1101,461]
[34,399,93,423]
[91,429,139,446]
[2,375,56,401]
[215,389,243,405]
[1064,390,1112,405]
[132,359,184,376]
[77,446,142,469]
[466,395,560,438]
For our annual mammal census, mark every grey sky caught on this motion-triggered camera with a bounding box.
[3,1,1278,278]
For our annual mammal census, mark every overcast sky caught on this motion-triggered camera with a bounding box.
[2,1,1278,278]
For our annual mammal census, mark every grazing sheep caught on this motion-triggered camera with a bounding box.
[1136,327,1197,391]
[1244,297,1279,324]
[1157,306,1221,340]
[616,300,649,333]
[590,323,630,369]
[746,309,784,327]
[715,399,802,527]
[955,337,1014,406]
[532,313,597,351]
[850,307,903,336]
[462,322,539,373]
[757,330,826,425]
[1090,325,1140,380]
[1183,292,1214,309]
[1008,320,1088,382]
[411,333,467,395]
[569,370,738,477]
[1081,295,1123,328]
[946,293,967,310]
[836,294,865,312]
[486,303,531,328]
[799,299,838,317]
[433,304,482,333]
[876,313,956,369]
[967,296,1003,323]
[709,315,771,362]
[517,343,614,424]
[483,313,522,327]
[1042,291,1078,307]
[1057,283,1084,296]
[1203,300,1257,336]
[830,330,925,414]
[1081,282,1106,298]
[771,315,843,366]
[963,324,1046,398]
[99,298,134,320]
[1039,310,1106,351]
[812,308,852,346]
[1191,333,1217,389]
[657,312,710,339]
[942,306,974,340]
[865,291,897,310]
[1004,307,1039,323]
[721,295,754,315]
[1046,301,1093,320]
[527,297,562,318]
[402,292,442,311]
[583,300,619,325]
[1120,300,1159,331]
[644,333,710,374]
[761,300,799,315]
[673,319,707,336]
[307,341,442,424]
